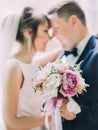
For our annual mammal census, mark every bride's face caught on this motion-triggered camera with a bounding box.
[34,21,50,52]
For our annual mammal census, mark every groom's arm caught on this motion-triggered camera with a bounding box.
[75,103,98,128]
[75,53,98,128]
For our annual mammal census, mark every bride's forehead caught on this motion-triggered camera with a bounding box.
[38,21,49,29]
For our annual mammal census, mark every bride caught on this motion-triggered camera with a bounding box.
[0,7,62,130]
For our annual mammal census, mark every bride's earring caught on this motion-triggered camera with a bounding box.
[27,37,32,52]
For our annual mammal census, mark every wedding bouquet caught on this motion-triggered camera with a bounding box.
[32,60,89,130]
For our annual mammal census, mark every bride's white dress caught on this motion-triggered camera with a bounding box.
[1,58,46,130]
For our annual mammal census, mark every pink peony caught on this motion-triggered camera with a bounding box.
[60,70,79,97]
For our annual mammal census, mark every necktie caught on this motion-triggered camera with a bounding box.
[64,48,78,57]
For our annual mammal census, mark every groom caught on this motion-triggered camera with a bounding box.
[48,1,98,130]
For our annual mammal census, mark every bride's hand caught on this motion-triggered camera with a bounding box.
[59,99,76,120]
[32,47,63,66]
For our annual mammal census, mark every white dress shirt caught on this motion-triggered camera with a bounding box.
[61,34,91,66]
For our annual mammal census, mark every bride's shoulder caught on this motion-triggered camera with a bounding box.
[4,58,21,73]
[2,58,23,87]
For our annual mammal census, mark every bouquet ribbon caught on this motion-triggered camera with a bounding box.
[41,96,81,130]
[41,97,63,130]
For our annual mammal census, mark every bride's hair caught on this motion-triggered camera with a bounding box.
[16,7,50,44]
[0,6,50,81]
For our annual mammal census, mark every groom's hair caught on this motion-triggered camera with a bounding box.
[48,1,86,26]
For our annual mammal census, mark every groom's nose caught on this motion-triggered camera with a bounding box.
[48,28,53,38]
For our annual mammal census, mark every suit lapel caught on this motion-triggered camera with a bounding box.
[76,36,96,69]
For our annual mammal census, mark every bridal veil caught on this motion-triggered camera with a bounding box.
[0,10,21,125]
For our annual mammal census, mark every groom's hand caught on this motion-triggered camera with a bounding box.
[59,99,76,120]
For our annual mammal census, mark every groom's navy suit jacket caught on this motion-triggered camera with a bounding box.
[58,36,98,130]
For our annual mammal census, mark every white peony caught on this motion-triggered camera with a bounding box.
[43,74,62,98]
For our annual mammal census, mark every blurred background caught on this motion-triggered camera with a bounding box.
[0,0,98,35]
[0,0,98,123]
[0,0,98,50]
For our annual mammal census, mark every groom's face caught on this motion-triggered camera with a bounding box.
[50,15,75,49]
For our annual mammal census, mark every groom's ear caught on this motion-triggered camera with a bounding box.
[69,15,78,25]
